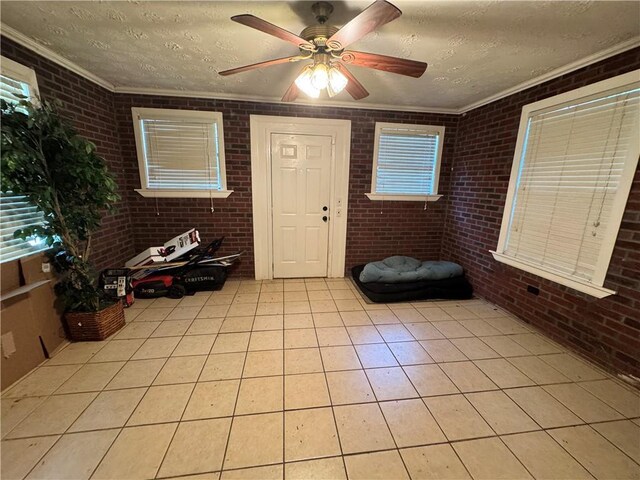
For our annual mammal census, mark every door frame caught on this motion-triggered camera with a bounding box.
[250,115,352,280]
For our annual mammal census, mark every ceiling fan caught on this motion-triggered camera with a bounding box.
[219,0,428,102]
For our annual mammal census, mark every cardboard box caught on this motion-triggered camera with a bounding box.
[125,247,165,268]
[1,260,21,294]
[20,252,56,285]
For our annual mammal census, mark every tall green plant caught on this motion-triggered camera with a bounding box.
[1,98,120,312]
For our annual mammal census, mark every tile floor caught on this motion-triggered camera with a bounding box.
[2,277,639,480]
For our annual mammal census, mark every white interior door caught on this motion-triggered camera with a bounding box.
[271,133,332,278]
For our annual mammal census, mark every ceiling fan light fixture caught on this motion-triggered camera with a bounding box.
[310,63,330,90]
[295,66,321,98]
[328,67,348,95]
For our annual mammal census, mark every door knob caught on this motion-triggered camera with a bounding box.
[322,216,328,222]
[322,206,328,211]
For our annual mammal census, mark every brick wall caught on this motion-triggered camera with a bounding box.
[114,95,458,277]
[441,47,640,377]
[1,37,135,269]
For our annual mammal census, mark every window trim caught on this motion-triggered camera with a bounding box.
[491,69,640,298]
[368,122,445,201]
[0,55,40,102]
[131,107,233,198]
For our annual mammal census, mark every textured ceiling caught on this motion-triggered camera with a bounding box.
[1,1,639,110]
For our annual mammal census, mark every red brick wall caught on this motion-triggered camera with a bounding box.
[1,37,135,269]
[441,47,640,377]
[114,95,459,276]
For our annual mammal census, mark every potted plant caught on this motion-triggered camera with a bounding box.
[1,98,125,341]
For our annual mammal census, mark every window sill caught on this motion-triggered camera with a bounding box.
[366,193,442,202]
[135,189,234,199]
[490,251,616,299]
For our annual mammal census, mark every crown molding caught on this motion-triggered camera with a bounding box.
[1,23,115,91]
[458,36,640,113]
[2,22,639,115]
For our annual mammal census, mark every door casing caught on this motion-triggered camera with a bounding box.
[250,115,352,280]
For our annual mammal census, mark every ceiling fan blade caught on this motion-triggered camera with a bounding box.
[281,80,300,102]
[336,64,369,100]
[231,14,314,50]
[326,0,401,51]
[341,51,427,78]
[219,56,302,76]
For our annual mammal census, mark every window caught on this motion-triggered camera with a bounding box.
[367,123,444,201]
[132,108,231,198]
[0,56,48,263]
[492,70,640,298]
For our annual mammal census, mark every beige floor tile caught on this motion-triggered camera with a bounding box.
[420,339,468,362]
[125,308,143,322]
[134,308,173,322]
[178,295,208,307]
[26,429,119,480]
[432,321,474,338]
[347,326,383,344]
[403,364,459,397]
[222,465,283,480]
[376,324,413,342]
[200,352,245,381]
[592,420,640,463]
[316,327,351,346]
[310,300,337,313]
[105,358,166,389]
[284,348,323,374]
[480,335,531,357]
[7,392,96,438]
[285,373,330,410]
[510,334,562,354]
[158,418,231,478]
[284,301,311,314]
[331,289,356,300]
[284,313,314,329]
[450,338,499,360]
[502,431,594,480]
[227,303,257,317]
[150,319,192,337]
[284,291,308,302]
[344,450,409,480]
[394,308,427,323]
[198,305,230,318]
[4,365,81,398]
[466,390,538,434]
[205,294,235,306]
[1,397,46,438]
[127,383,193,425]
[70,388,146,432]
[243,350,283,377]
[366,367,419,401]
[149,297,181,308]
[285,407,340,461]
[548,425,640,479]
[249,330,283,351]
[424,394,494,441]
[211,332,250,354]
[1,436,59,480]
[132,336,181,359]
[368,310,401,325]
[285,457,346,480]
[380,398,446,447]
[256,303,285,315]
[153,355,206,385]
[313,312,343,327]
[458,319,502,337]
[88,339,145,363]
[417,307,453,322]
[283,282,306,292]
[326,370,375,405]
[505,386,582,428]
[236,376,283,414]
[92,423,177,479]
[335,299,363,311]
[224,412,283,469]
[234,293,260,304]
[253,315,284,331]
[474,358,535,388]
[320,346,362,371]
[56,362,124,394]
[508,356,570,384]
[355,344,398,368]
[539,353,606,382]
[166,306,202,321]
[186,318,223,335]
[340,311,372,326]
[579,379,640,417]
[387,341,434,365]
[46,342,105,366]
[404,322,445,340]
[220,316,254,333]
[308,290,333,300]
[484,316,530,335]
[543,383,624,423]
[173,334,216,356]
[334,403,395,454]
[400,444,471,480]
[183,380,240,420]
[284,328,318,348]
[453,437,532,479]
[439,361,497,393]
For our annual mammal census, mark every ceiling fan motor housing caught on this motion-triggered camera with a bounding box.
[300,25,339,47]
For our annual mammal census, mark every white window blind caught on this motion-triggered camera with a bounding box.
[0,57,47,263]
[132,108,228,197]
[370,123,444,199]
[501,81,640,290]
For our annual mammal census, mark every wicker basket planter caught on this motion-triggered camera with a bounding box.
[64,301,125,341]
